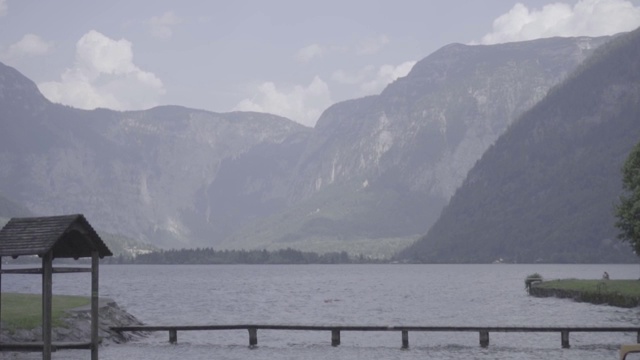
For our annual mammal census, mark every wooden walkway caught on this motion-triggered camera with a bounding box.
[111,324,640,349]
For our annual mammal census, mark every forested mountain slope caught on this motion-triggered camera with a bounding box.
[399,28,640,263]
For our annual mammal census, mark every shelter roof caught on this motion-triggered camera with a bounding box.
[0,214,112,259]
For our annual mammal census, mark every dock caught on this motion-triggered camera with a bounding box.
[111,324,640,349]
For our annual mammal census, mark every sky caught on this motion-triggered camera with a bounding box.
[1,0,640,128]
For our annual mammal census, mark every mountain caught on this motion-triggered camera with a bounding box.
[0,193,32,219]
[0,61,308,248]
[214,36,611,255]
[0,190,155,258]
[0,35,611,255]
[398,28,640,263]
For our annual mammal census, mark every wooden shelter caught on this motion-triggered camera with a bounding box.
[0,214,112,360]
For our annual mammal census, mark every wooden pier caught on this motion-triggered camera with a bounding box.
[111,324,640,349]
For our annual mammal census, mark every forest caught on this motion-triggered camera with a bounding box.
[106,247,382,265]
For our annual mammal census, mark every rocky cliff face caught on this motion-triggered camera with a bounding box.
[216,36,611,255]
[0,36,612,254]
[309,36,608,200]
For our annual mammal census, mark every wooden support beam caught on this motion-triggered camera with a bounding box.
[1,267,91,274]
[0,341,92,351]
[248,328,257,347]
[54,267,92,273]
[0,256,3,341]
[169,329,177,344]
[331,329,340,347]
[0,267,43,274]
[479,330,489,348]
[42,251,53,360]
[561,331,570,348]
[401,330,409,349]
[91,251,99,360]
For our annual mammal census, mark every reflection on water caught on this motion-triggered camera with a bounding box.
[1,264,639,359]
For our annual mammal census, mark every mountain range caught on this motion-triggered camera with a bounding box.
[0,33,626,260]
[210,35,611,256]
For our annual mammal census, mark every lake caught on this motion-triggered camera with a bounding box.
[2,264,640,359]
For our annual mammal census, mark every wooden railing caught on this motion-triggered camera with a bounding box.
[111,324,640,349]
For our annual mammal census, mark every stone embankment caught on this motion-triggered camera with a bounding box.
[530,284,640,308]
[0,298,146,344]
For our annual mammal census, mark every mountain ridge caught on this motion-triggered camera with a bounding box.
[215,35,612,255]
[398,28,640,263]
[0,35,616,257]
[0,64,308,247]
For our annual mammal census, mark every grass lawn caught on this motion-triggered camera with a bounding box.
[535,279,640,297]
[1,292,90,330]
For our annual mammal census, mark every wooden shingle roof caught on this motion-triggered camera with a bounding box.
[0,214,112,259]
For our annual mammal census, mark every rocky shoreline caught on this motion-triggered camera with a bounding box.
[0,298,146,344]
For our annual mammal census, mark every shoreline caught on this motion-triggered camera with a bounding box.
[0,297,145,345]
[529,279,640,308]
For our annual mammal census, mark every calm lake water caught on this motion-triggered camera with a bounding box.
[2,264,640,359]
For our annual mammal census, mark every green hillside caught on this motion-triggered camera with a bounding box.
[1,293,89,330]
[220,180,425,258]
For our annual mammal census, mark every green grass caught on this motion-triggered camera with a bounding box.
[1,293,90,330]
[535,279,640,297]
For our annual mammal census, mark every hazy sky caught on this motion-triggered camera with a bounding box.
[1,0,639,127]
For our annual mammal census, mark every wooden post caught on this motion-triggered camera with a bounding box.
[331,329,340,346]
[479,330,489,348]
[91,251,99,360]
[561,331,570,348]
[248,327,257,347]
[401,330,409,349]
[0,256,3,342]
[169,329,177,344]
[42,251,53,360]
[637,330,640,343]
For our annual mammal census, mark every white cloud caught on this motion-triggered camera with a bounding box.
[331,65,376,85]
[356,35,390,55]
[295,35,389,63]
[148,11,182,39]
[234,76,332,127]
[360,61,416,93]
[0,0,7,17]
[4,34,53,58]
[332,61,416,95]
[295,44,324,62]
[479,0,640,44]
[38,30,165,111]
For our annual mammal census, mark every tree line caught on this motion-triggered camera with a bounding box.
[105,247,385,265]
